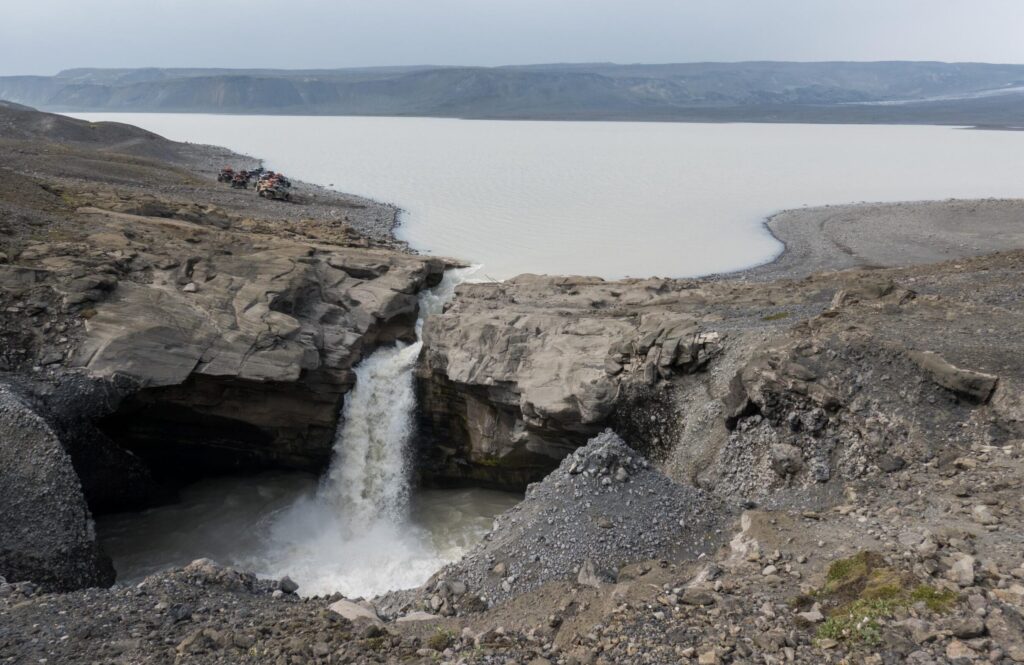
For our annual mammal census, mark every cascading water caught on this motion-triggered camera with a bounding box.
[97,266,519,595]
[322,266,474,522]
[241,266,482,596]
[319,341,420,525]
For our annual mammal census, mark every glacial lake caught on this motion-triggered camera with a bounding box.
[72,114,1024,279]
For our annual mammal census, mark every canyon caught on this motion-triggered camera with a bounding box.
[2,103,1024,664]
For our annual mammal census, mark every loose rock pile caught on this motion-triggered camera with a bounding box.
[390,431,728,616]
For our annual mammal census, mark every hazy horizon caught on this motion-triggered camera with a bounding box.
[3,0,1024,76]
[30,57,1024,77]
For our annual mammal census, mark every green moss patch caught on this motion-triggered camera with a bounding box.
[426,629,455,652]
[802,551,959,645]
[761,311,792,321]
[910,585,958,612]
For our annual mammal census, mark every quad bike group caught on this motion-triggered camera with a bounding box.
[217,166,292,202]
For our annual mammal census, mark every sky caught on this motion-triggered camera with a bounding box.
[2,0,1024,76]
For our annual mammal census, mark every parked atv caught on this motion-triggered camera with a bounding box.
[217,167,234,183]
[257,179,291,201]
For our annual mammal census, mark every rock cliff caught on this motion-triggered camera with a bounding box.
[418,251,1024,500]
[58,206,445,477]
[0,105,448,588]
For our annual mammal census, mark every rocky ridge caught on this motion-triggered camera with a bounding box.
[2,103,1024,664]
[0,104,449,589]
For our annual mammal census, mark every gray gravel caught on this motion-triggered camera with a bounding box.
[728,198,1024,282]
[412,430,729,613]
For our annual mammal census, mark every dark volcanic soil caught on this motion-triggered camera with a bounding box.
[2,103,1024,665]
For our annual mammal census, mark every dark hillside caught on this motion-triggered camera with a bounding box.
[2,61,1023,125]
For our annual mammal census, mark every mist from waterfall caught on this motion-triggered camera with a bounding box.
[244,266,483,597]
[96,266,517,596]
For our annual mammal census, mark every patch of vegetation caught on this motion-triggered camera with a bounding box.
[817,597,894,645]
[426,629,455,652]
[910,585,958,612]
[761,311,792,321]
[363,636,387,651]
[822,550,888,598]
[806,551,959,645]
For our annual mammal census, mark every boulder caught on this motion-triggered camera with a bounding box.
[328,599,382,625]
[949,554,976,587]
[908,350,998,402]
[0,385,114,590]
[769,443,804,477]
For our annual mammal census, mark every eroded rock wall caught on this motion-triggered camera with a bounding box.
[416,274,726,487]
[417,253,1024,500]
[54,214,446,477]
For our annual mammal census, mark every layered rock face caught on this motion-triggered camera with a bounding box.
[59,207,445,476]
[417,274,724,487]
[4,204,445,481]
[418,252,1024,497]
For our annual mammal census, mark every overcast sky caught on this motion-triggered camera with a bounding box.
[2,0,1023,76]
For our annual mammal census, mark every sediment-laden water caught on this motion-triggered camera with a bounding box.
[70,113,1024,279]
[98,268,520,597]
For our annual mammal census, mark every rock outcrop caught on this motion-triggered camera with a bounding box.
[0,106,448,513]
[417,274,724,488]
[60,207,445,476]
[419,252,1024,501]
[0,385,114,590]
[2,204,446,485]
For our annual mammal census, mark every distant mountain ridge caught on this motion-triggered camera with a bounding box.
[2,62,1023,125]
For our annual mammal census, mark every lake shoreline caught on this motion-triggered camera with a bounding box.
[174,120,1024,286]
[714,197,1024,283]
[67,113,1024,280]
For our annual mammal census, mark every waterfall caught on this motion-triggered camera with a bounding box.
[319,266,473,524]
[319,341,420,523]
[249,267,477,597]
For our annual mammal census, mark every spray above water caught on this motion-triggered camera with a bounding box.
[251,266,480,597]
[96,267,516,595]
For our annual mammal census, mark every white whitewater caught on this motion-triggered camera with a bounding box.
[246,267,478,597]
[96,265,518,595]
[319,342,419,525]
[318,269,462,525]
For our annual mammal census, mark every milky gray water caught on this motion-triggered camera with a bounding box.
[78,114,1024,595]
[72,114,1024,279]
[97,473,520,595]
[98,268,523,598]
